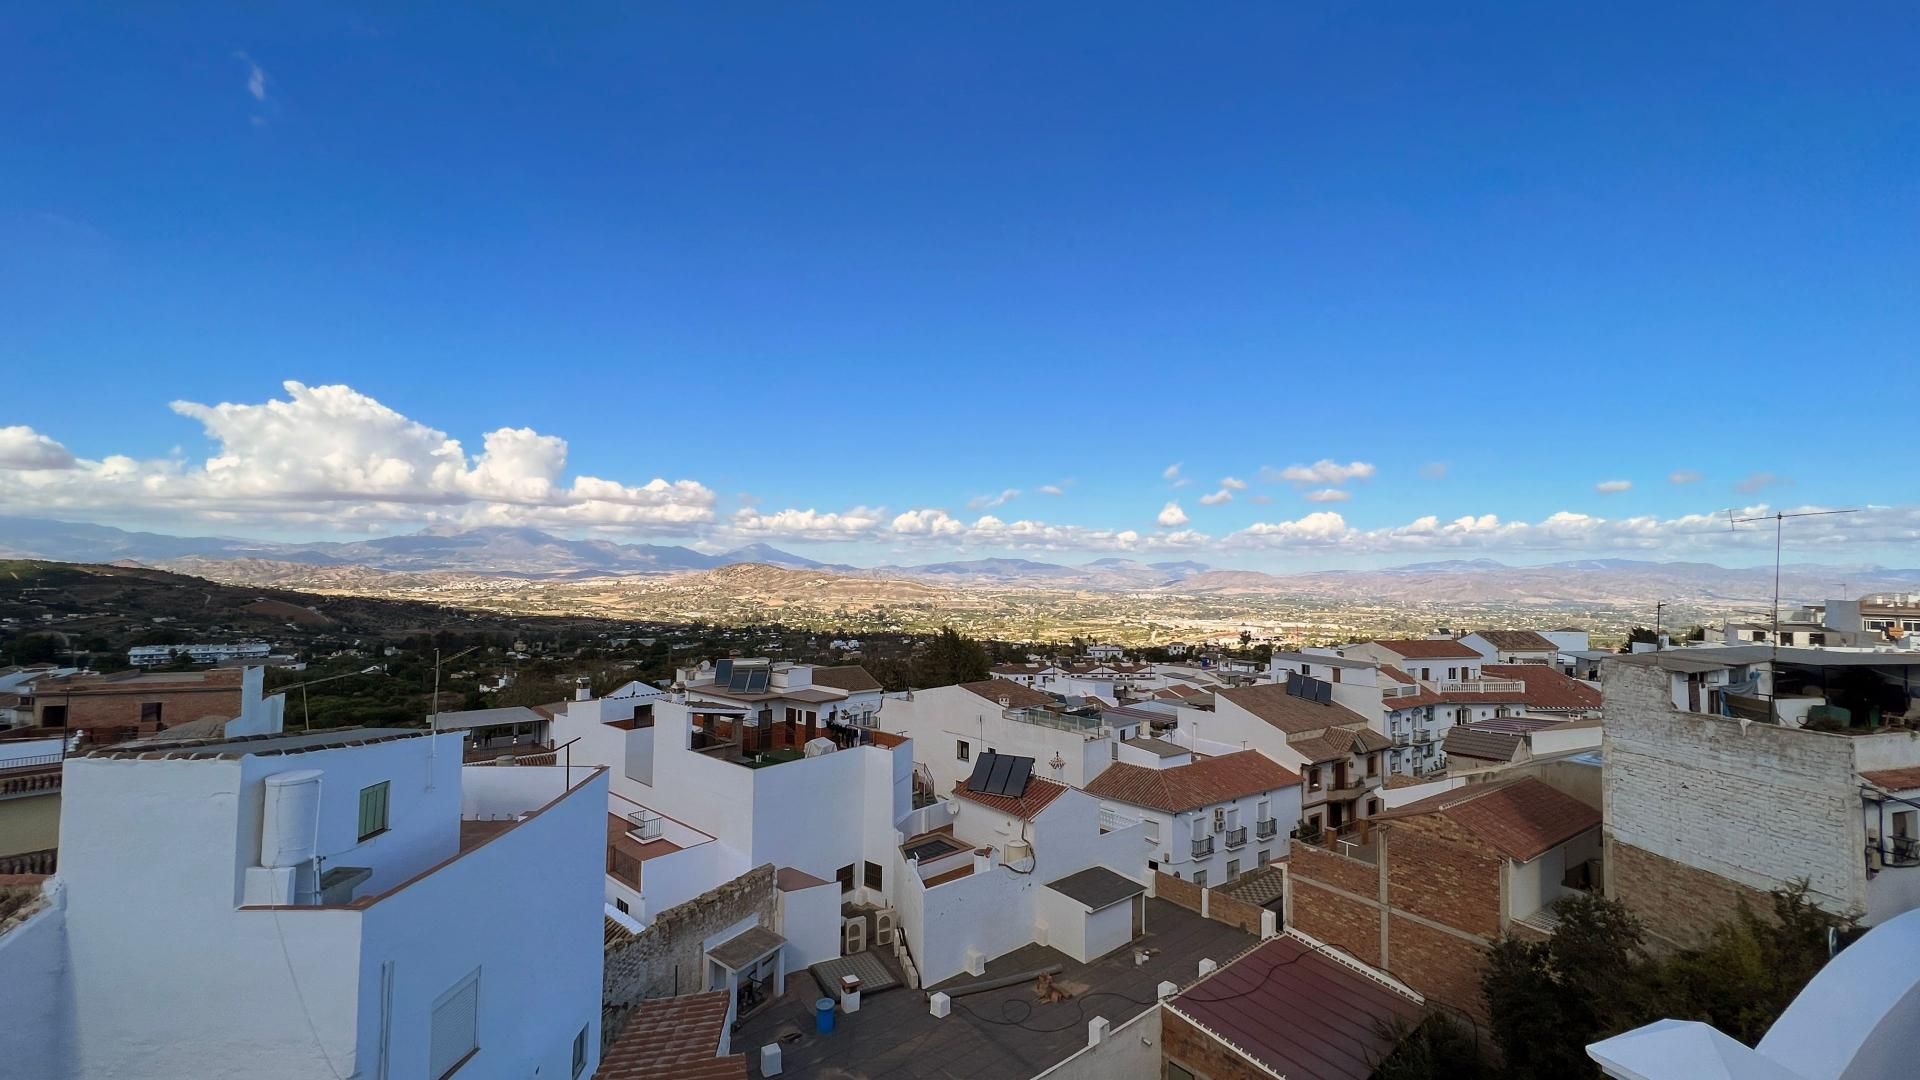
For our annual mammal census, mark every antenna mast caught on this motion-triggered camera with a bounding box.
[1728,507,1860,710]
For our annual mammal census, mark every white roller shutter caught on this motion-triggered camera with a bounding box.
[429,969,480,1078]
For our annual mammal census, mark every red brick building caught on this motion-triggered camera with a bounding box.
[1285,775,1601,1020]
[24,668,245,738]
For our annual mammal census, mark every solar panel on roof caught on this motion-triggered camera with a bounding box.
[986,753,1017,795]
[745,669,769,692]
[1004,756,1033,797]
[714,659,734,684]
[965,752,997,792]
[1315,680,1332,705]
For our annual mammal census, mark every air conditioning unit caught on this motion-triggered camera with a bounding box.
[627,809,664,842]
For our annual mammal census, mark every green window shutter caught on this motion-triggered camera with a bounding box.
[359,781,390,840]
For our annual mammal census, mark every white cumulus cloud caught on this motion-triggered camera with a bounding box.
[1303,489,1350,503]
[0,426,77,470]
[1220,476,1247,490]
[1261,459,1376,488]
[1595,479,1633,494]
[1157,501,1189,527]
[1198,489,1233,506]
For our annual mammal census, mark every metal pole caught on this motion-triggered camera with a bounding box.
[431,648,441,733]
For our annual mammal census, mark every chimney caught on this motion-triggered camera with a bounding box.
[575,677,592,702]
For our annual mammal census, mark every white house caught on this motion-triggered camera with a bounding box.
[1343,637,1486,682]
[893,752,1149,985]
[1082,747,1301,887]
[128,641,273,666]
[0,726,608,1080]
[673,657,884,731]
[1458,629,1562,665]
[1196,680,1392,839]
[879,678,1149,794]
[1085,643,1126,662]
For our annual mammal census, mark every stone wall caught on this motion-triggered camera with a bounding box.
[603,863,777,1006]
[1602,661,1868,925]
[1607,838,1777,951]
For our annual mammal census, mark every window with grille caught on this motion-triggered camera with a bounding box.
[864,861,882,890]
[358,781,390,841]
[836,864,854,893]
[430,969,480,1079]
[572,1026,588,1078]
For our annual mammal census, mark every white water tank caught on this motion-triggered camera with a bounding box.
[261,769,324,868]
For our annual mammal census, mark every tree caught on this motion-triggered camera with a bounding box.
[1619,626,1659,652]
[1482,894,1653,1080]
[912,627,990,688]
[1372,1012,1491,1080]
[1650,882,1848,1045]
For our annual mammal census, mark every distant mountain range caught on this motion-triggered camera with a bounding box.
[2,515,1917,610]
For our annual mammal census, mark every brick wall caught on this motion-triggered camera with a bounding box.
[1385,818,1502,937]
[1290,838,1376,896]
[1155,870,1203,914]
[1602,661,1868,918]
[1607,838,1776,951]
[33,670,243,733]
[603,863,777,1007]
[1290,876,1384,966]
[1162,1005,1266,1080]
[1387,915,1489,1022]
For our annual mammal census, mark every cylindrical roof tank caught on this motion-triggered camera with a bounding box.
[261,769,324,868]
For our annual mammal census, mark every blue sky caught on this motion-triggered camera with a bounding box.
[2,4,1917,569]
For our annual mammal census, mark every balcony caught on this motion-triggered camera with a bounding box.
[1382,684,1421,700]
[1323,777,1373,799]
[1256,818,1278,840]
[1439,677,1526,695]
[1191,836,1215,859]
[1882,835,1920,869]
[1003,707,1107,734]
[1099,806,1142,833]
[1414,731,1432,743]
[1393,733,1411,746]
[1224,826,1248,850]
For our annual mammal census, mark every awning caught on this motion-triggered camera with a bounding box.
[707,925,786,972]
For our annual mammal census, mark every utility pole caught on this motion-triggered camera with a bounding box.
[1729,507,1860,711]
[1654,601,1666,650]
[430,645,479,733]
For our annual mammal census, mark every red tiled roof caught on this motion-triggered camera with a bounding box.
[1083,751,1300,813]
[1288,726,1392,763]
[1377,665,1415,685]
[1170,935,1422,1080]
[1373,777,1600,862]
[810,665,882,693]
[1216,683,1373,735]
[1481,665,1603,712]
[596,991,746,1080]
[951,775,1069,820]
[957,679,1055,710]
[775,866,831,891]
[1863,767,1920,792]
[1470,630,1559,652]
[1371,638,1483,660]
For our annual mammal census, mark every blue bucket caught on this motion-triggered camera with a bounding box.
[815,997,836,1034]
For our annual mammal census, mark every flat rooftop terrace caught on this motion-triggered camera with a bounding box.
[736,897,1253,1079]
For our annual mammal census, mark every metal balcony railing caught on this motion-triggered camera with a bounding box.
[1224,826,1248,849]
[1256,818,1278,839]
[1191,836,1215,859]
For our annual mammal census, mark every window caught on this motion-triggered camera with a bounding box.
[1447,667,1458,680]
[956,740,970,762]
[1366,754,1378,778]
[1258,849,1271,867]
[1144,819,1161,844]
[1226,859,1240,880]
[1192,870,1208,888]
[836,864,855,893]
[430,969,480,1080]
[614,898,629,915]
[1810,633,1826,646]
[1367,798,1380,816]
[140,701,163,725]
[1166,1062,1198,1080]
[357,781,390,841]
[572,1026,589,1078]
[41,705,66,728]
[864,861,882,891]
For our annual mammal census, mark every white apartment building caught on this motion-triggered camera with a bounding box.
[878,678,1150,794]
[0,726,607,1080]
[1185,679,1391,839]
[549,685,911,942]
[1085,643,1126,661]
[894,752,1149,985]
[1343,637,1486,682]
[128,641,273,666]
[1082,746,1301,887]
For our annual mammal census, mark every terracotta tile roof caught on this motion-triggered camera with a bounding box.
[1862,767,1920,792]
[1170,934,1422,1080]
[1288,726,1391,763]
[1373,777,1600,862]
[1371,638,1483,660]
[604,915,635,950]
[1471,630,1559,652]
[1377,665,1414,685]
[951,774,1069,820]
[1382,773,1430,789]
[596,991,746,1080]
[1481,665,1603,712]
[1083,750,1300,813]
[809,665,882,693]
[1441,727,1526,763]
[1216,683,1373,735]
[957,678,1055,710]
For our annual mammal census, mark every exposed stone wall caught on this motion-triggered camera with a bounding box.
[1607,838,1777,951]
[1162,1005,1266,1080]
[603,863,777,1007]
[1602,662,1867,922]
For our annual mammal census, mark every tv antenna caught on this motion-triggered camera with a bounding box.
[1728,507,1860,709]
